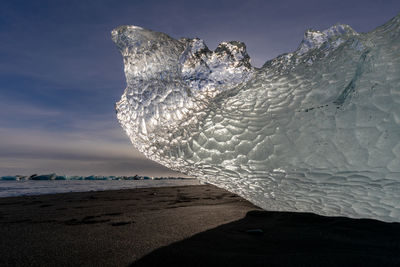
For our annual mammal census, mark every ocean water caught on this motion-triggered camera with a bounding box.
[0,179,201,198]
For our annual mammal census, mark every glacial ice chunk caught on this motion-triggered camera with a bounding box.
[112,14,400,222]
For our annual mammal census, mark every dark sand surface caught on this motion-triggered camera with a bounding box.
[0,185,399,266]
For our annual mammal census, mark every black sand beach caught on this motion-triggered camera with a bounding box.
[0,185,399,266]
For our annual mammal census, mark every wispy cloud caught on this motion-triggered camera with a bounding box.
[0,98,182,177]
[0,126,181,177]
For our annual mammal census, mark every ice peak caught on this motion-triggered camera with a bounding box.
[297,23,357,55]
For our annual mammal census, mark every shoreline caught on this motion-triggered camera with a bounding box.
[1,185,399,266]
[0,179,201,198]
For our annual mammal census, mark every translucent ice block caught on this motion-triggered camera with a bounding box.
[112,15,400,222]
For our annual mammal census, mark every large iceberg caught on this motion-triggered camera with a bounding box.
[112,14,400,222]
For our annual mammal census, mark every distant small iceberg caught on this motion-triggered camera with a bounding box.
[1,173,192,181]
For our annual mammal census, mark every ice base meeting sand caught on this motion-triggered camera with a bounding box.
[1,185,399,266]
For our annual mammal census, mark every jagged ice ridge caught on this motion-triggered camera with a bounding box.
[112,15,400,222]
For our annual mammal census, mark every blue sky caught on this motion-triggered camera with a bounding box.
[1,0,399,176]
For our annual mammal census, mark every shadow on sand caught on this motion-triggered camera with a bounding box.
[132,210,400,266]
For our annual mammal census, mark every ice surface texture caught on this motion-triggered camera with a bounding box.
[112,15,400,222]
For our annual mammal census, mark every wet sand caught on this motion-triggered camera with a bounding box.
[0,185,399,266]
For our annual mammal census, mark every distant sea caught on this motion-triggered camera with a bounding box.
[0,174,201,197]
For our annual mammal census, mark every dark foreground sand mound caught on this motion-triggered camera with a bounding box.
[0,185,399,266]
